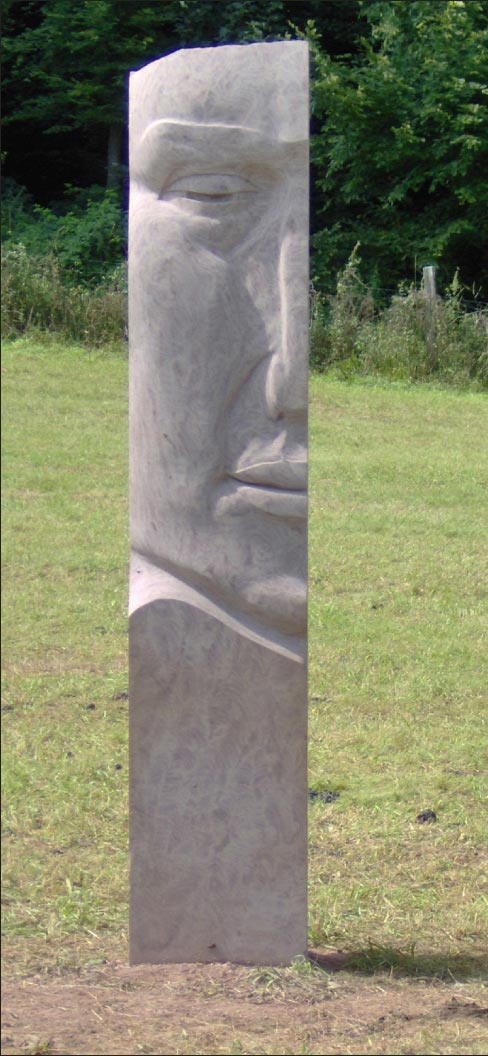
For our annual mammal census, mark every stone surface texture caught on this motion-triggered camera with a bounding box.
[129,41,309,964]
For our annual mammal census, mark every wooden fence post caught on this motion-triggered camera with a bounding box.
[423,265,438,368]
[423,265,437,302]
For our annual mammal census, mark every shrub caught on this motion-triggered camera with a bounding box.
[2,181,125,288]
[1,243,60,336]
[1,243,127,347]
[356,281,488,387]
[310,251,488,388]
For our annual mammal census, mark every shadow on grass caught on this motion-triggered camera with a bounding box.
[308,945,488,981]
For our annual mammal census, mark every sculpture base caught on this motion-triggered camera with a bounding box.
[129,597,307,964]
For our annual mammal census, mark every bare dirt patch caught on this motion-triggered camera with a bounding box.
[2,953,488,1056]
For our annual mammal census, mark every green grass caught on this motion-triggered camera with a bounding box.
[308,375,488,972]
[2,338,488,980]
[2,337,129,971]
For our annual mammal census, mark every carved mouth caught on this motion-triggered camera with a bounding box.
[230,458,307,490]
[215,459,307,519]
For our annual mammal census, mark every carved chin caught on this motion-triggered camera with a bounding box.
[239,575,307,636]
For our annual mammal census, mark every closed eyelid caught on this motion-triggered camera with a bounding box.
[134,121,305,196]
[161,173,258,200]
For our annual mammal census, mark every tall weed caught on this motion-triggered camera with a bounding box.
[311,251,488,388]
[360,286,488,386]
[1,243,127,347]
[310,244,375,371]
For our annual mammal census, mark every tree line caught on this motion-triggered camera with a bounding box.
[2,0,488,298]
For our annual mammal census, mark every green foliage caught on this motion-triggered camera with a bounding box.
[1,1,326,145]
[310,248,488,387]
[1,178,126,344]
[310,243,375,369]
[168,0,292,45]
[2,182,125,286]
[2,0,178,131]
[360,282,488,386]
[1,1,358,198]
[1,243,127,346]
[3,0,488,316]
[310,0,488,296]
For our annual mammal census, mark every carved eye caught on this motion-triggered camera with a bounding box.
[162,173,256,202]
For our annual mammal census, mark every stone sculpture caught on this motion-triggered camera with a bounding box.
[129,41,309,964]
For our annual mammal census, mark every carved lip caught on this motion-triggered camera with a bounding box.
[230,458,307,491]
[218,459,307,519]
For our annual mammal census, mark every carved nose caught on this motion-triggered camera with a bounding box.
[265,228,308,420]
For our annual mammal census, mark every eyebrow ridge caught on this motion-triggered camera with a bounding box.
[140,119,266,144]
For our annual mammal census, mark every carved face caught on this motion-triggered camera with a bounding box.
[129,45,308,636]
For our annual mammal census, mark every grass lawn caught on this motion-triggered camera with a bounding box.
[2,338,130,971]
[308,375,488,971]
[2,337,488,1054]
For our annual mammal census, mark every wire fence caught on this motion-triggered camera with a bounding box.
[312,283,488,312]
[372,290,487,310]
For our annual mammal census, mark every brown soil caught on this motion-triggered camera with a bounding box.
[2,952,488,1056]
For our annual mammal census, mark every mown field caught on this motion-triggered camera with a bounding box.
[2,338,488,1056]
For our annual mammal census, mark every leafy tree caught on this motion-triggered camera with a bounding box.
[2,1,183,194]
[3,1,285,192]
[311,0,488,297]
[7,0,486,299]
[2,0,360,200]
